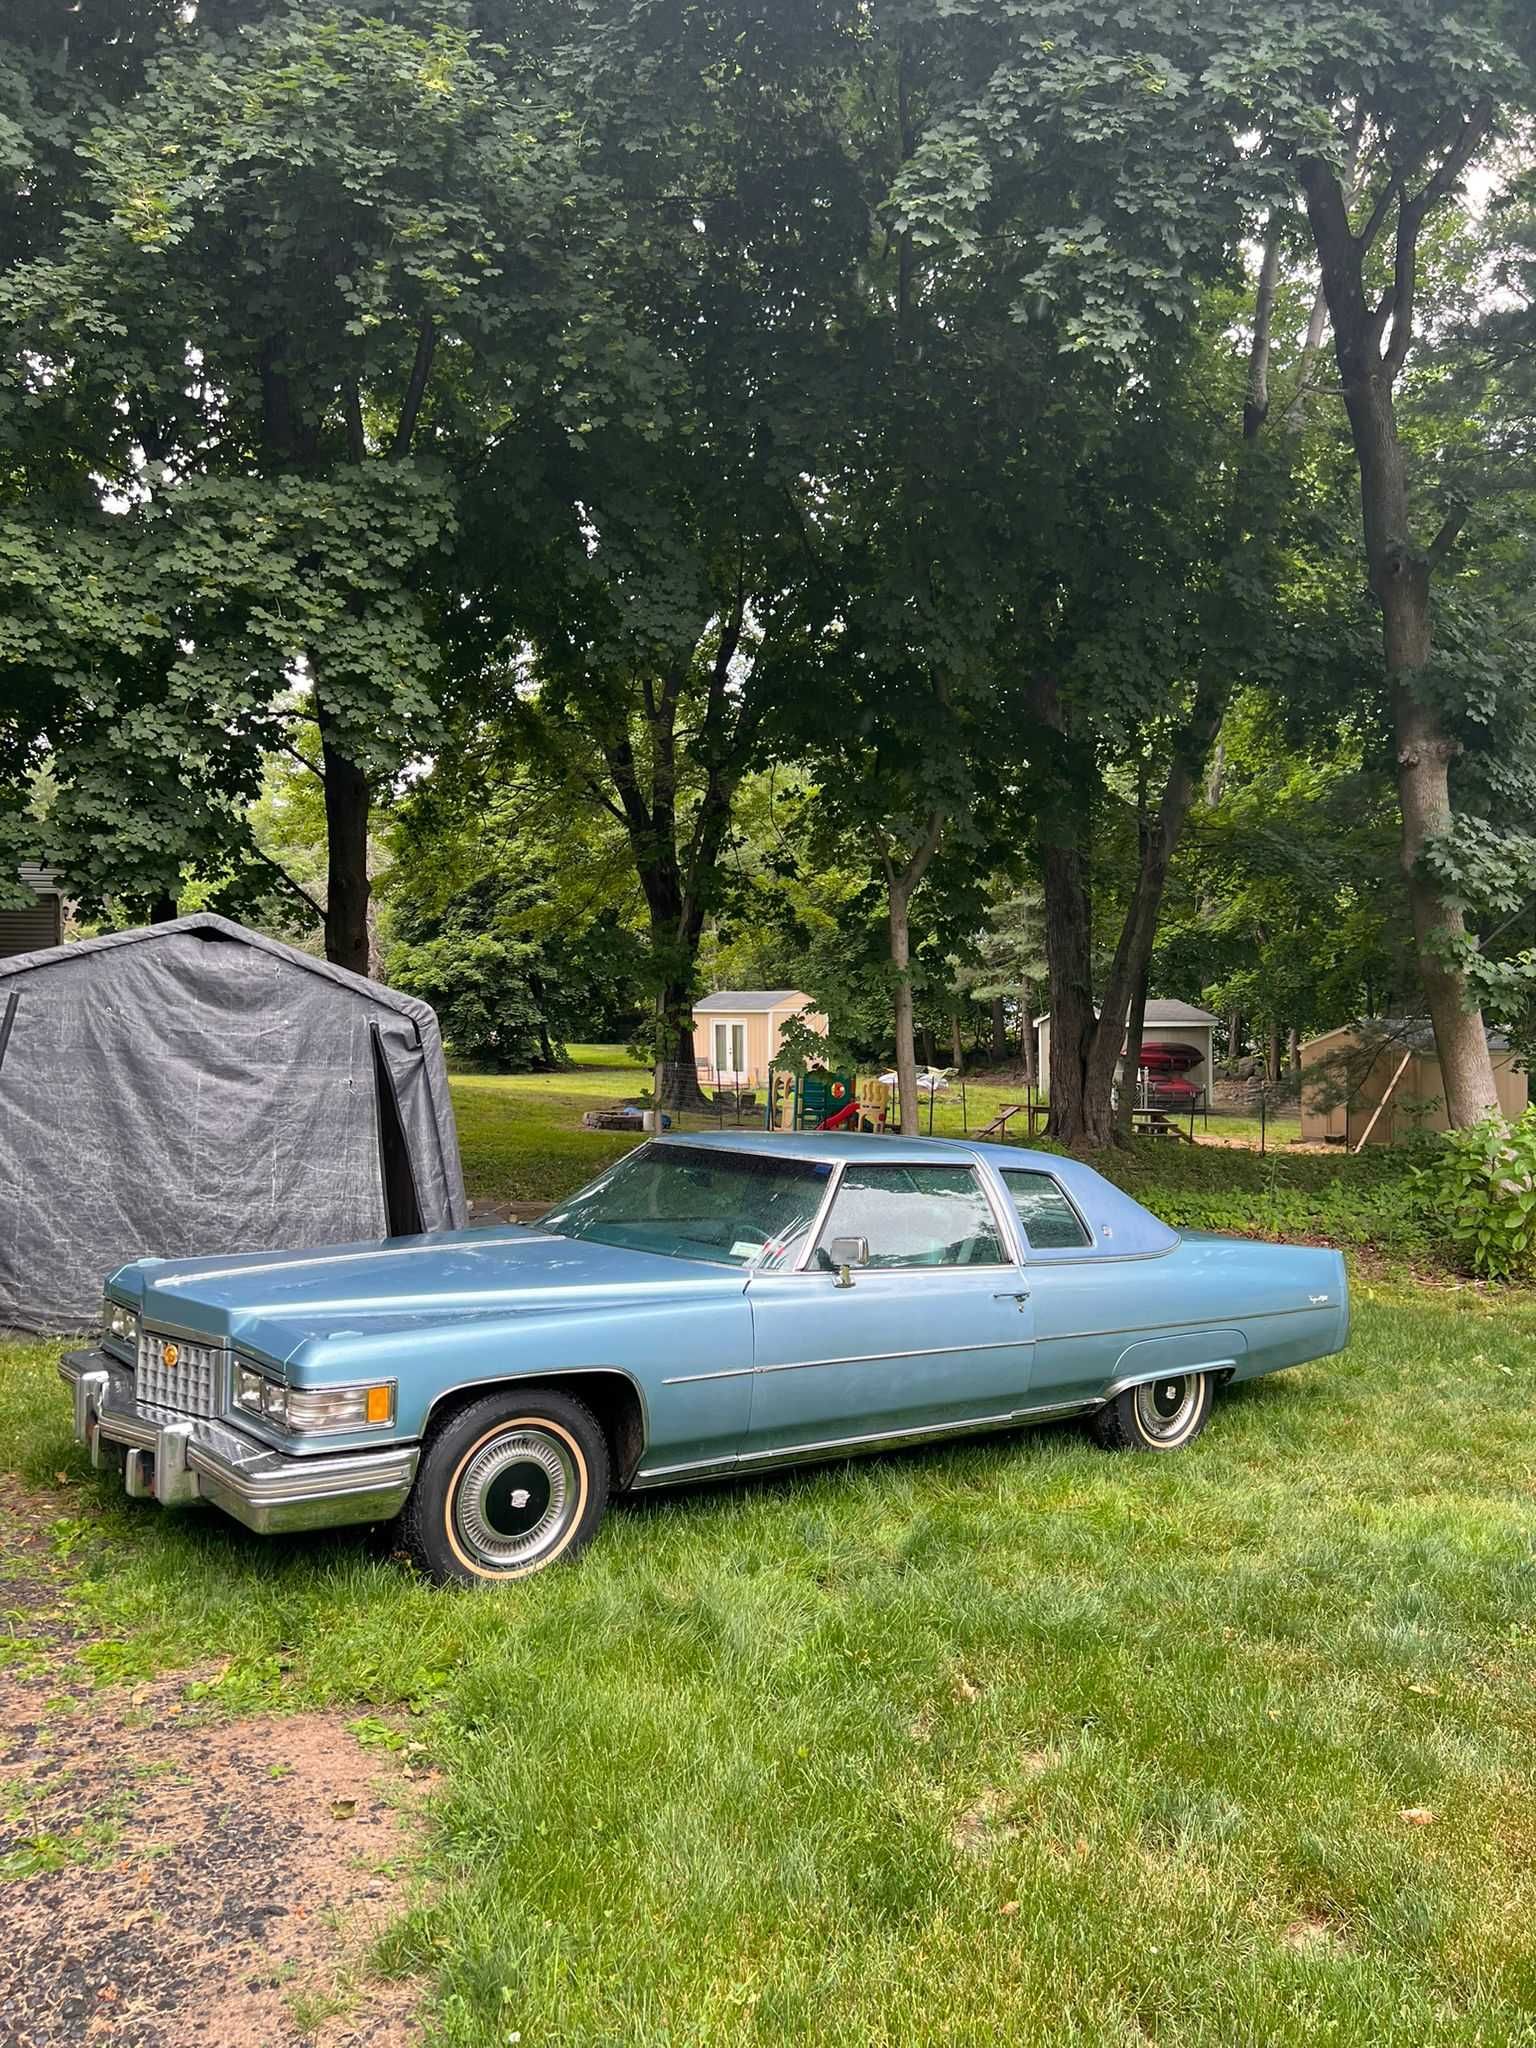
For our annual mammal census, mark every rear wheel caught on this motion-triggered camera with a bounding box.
[1089,1371,1213,1452]
[399,1388,609,1587]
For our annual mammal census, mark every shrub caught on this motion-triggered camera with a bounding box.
[1414,1112,1536,1281]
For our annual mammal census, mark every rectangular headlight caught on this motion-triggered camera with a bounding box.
[284,1384,395,1433]
[102,1298,139,1351]
[233,1364,266,1416]
[227,1357,394,1435]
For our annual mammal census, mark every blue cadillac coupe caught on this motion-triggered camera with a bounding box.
[63,1133,1349,1586]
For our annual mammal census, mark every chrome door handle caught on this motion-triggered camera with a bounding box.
[994,1290,1031,1308]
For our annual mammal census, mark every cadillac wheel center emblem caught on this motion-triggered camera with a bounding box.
[161,1342,179,1369]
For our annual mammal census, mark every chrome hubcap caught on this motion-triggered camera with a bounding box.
[453,1429,576,1570]
[1134,1374,1202,1443]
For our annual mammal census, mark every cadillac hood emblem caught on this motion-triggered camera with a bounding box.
[161,1341,180,1368]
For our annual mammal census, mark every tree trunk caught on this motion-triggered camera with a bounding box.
[1288,1027,1300,1075]
[1020,979,1037,1090]
[1391,633,1500,1124]
[1033,677,1112,1148]
[1300,149,1500,1128]
[1039,221,1295,1147]
[316,703,370,976]
[1227,1011,1242,1068]
[950,1013,964,1072]
[1041,840,1113,1148]
[890,883,920,1136]
[881,812,946,1136]
[990,996,1008,1063]
[651,969,710,1113]
[1267,1028,1282,1087]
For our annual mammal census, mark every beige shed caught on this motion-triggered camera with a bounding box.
[692,990,828,1089]
[1300,1019,1527,1146]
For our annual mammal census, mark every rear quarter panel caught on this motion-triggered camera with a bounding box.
[1025,1235,1347,1408]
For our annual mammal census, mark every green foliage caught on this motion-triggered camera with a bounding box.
[4,0,1536,1104]
[0,0,591,912]
[1090,1138,1432,1266]
[383,758,646,1070]
[391,916,556,1073]
[1413,1112,1536,1282]
[951,881,1047,1046]
[1157,692,1408,1038]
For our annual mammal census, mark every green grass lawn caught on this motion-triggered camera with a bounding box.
[5,1290,1536,2045]
[4,1061,1528,2044]
[562,1041,647,1070]
[450,1065,643,1204]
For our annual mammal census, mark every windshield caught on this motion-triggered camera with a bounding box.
[542,1144,832,1269]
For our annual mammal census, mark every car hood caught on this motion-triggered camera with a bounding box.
[110,1226,749,1365]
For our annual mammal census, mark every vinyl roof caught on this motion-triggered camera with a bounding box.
[651,1131,1180,1258]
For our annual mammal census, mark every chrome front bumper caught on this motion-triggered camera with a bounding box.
[60,1350,418,1536]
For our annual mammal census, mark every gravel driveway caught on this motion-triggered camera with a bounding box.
[0,1480,425,2048]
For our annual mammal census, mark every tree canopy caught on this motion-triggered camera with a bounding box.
[3,0,1534,1135]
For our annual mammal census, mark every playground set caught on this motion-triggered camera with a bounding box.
[766,1066,969,1135]
[759,1051,1204,1145]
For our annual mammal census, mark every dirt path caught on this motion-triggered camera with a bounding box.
[0,1481,426,2048]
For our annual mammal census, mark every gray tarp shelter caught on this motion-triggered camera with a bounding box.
[0,913,467,1335]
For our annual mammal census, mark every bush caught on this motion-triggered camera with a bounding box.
[1413,1112,1536,1281]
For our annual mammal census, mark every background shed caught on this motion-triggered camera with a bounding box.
[692,990,828,1089]
[1034,999,1219,1089]
[1300,1019,1527,1146]
[0,913,466,1335]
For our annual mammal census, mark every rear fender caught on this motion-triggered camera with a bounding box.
[1104,1329,1247,1400]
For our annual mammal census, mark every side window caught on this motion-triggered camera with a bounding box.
[816,1165,1007,1268]
[1001,1170,1092,1251]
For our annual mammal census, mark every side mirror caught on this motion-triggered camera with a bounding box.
[827,1235,869,1286]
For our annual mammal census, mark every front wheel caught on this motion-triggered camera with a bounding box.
[399,1388,610,1587]
[1089,1371,1213,1453]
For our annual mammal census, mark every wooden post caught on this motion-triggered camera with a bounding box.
[1352,1050,1413,1154]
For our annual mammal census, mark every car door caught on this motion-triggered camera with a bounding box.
[994,1165,1220,1408]
[743,1161,1035,1460]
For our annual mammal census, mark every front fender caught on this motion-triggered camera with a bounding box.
[290,1292,757,1472]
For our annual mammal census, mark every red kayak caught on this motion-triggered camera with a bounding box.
[1136,1041,1203,1074]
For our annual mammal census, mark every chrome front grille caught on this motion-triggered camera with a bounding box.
[136,1329,224,1418]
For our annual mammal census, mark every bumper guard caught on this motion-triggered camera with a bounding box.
[60,1350,418,1536]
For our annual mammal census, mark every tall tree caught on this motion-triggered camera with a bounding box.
[1286,3,1536,1123]
[952,881,1047,1083]
[2,1,587,962]
[449,0,867,1105]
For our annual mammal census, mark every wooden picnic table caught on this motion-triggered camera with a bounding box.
[974,1101,1051,1142]
[1131,1107,1194,1142]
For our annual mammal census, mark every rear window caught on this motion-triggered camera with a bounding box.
[1000,1169,1092,1251]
